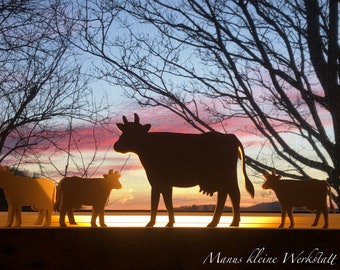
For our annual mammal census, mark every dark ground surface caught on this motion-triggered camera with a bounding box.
[0,227,339,270]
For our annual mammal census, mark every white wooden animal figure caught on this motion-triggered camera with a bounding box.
[55,169,122,227]
[262,170,334,228]
[0,165,56,227]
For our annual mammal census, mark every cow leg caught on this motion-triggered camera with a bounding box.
[43,209,52,227]
[313,204,329,229]
[162,188,175,227]
[91,207,99,227]
[59,208,68,227]
[6,204,14,227]
[229,187,241,227]
[34,209,45,225]
[312,210,321,227]
[322,209,329,229]
[279,207,287,228]
[287,207,294,228]
[208,191,228,228]
[146,187,160,227]
[14,207,22,227]
[98,208,107,227]
[67,210,77,225]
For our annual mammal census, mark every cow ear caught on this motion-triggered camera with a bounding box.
[143,124,151,132]
[117,123,125,132]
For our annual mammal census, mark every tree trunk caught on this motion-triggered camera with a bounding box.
[329,88,340,206]
[327,0,340,206]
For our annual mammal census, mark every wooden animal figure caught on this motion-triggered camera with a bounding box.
[114,113,254,227]
[55,169,122,227]
[262,170,334,228]
[0,165,56,227]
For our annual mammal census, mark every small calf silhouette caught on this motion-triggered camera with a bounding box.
[0,165,56,227]
[262,170,334,228]
[55,169,122,227]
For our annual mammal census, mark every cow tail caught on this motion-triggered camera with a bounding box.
[237,141,255,198]
[54,179,63,212]
[326,182,335,213]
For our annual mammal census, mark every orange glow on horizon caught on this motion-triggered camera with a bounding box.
[57,213,339,229]
[0,212,339,229]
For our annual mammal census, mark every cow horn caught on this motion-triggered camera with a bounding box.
[122,116,128,124]
[134,113,140,124]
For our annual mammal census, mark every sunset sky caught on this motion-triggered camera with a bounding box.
[1,53,277,211]
[25,91,328,211]
[2,1,333,212]
[3,81,331,211]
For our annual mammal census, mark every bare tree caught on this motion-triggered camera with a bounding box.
[77,0,339,206]
[0,0,110,176]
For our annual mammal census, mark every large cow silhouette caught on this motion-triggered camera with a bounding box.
[114,113,254,227]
